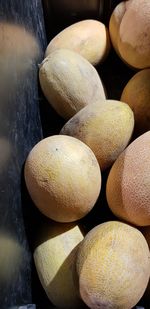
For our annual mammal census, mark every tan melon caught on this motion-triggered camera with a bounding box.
[39,49,106,119]
[60,99,134,171]
[106,131,150,226]
[109,0,150,69]
[24,135,101,222]
[76,221,150,309]
[45,19,110,66]
[121,69,150,135]
[34,221,85,308]
[109,2,126,57]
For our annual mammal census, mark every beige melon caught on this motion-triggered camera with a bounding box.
[34,221,85,308]
[39,49,106,119]
[60,99,134,171]
[121,69,150,135]
[109,0,150,69]
[76,221,150,309]
[45,19,110,66]
[106,131,150,226]
[24,135,101,222]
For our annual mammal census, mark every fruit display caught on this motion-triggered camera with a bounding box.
[24,2,150,307]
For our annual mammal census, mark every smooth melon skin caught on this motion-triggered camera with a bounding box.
[109,0,150,69]
[45,19,111,66]
[24,135,101,223]
[34,221,85,308]
[39,48,106,120]
[121,69,150,136]
[76,221,150,309]
[60,99,134,171]
[106,131,150,226]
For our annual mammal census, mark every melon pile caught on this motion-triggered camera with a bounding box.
[24,1,150,308]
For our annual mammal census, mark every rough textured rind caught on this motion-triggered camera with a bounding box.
[76,221,150,309]
[45,19,110,66]
[121,69,150,135]
[39,48,106,119]
[60,99,134,171]
[109,0,150,69]
[106,131,150,226]
[24,135,101,222]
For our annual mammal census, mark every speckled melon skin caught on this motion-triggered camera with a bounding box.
[121,69,150,136]
[60,99,134,171]
[39,49,106,119]
[109,0,150,69]
[106,131,150,226]
[45,19,111,66]
[76,221,150,309]
[24,135,101,223]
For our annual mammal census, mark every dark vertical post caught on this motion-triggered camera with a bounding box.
[0,1,47,308]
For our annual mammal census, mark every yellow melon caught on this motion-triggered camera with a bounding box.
[24,135,101,222]
[76,221,150,309]
[39,49,106,119]
[121,69,150,135]
[34,221,85,308]
[45,19,110,66]
[60,99,134,171]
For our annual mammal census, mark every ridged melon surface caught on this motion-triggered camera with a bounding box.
[39,49,106,119]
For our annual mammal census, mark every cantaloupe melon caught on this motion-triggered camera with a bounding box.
[76,221,150,309]
[60,99,134,170]
[45,19,110,66]
[121,69,150,135]
[109,0,150,69]
[24,135,101,222]
[39,49,106,119]
[34,221,85,308]
[106,131,150,226]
